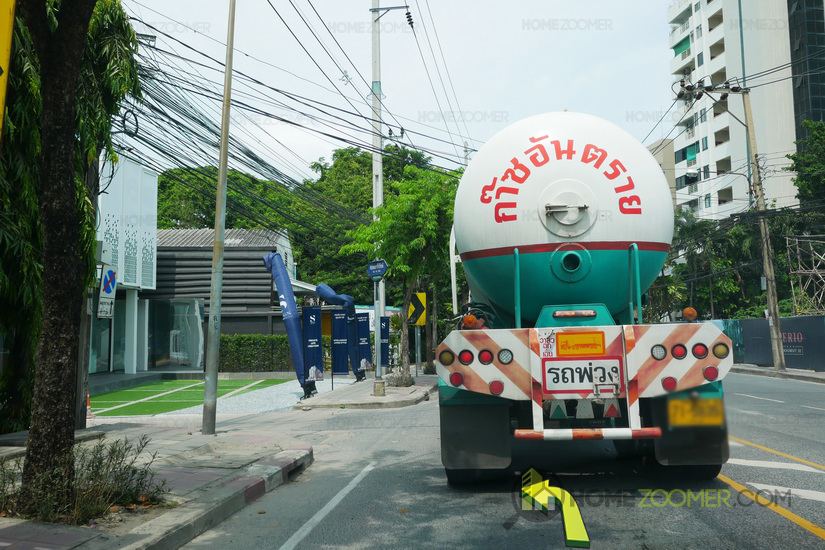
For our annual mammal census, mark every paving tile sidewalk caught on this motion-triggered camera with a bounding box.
[731,363,825,384]
[0,374,437,549]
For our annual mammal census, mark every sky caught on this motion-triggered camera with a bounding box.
[123,0,677,180]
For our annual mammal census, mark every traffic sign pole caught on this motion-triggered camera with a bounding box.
[415,325,421,377]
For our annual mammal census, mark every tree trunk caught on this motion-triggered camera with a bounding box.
[400,284,414,378]
[19,0,99,512]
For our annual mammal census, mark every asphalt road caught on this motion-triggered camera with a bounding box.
[182,373,825,549]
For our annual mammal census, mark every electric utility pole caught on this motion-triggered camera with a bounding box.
[678,80,786,371]
[203,0,237,434]
[368,2,407,394]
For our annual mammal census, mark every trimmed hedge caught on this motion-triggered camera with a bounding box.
[219,334,293,372]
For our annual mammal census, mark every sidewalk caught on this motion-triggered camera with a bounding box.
[294,374,438,410]
[0,374,438,550]
[730,363,825,384]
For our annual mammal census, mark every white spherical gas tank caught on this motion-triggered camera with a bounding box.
[455,112,674,325]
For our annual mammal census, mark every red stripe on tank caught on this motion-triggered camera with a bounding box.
[460,241,671,261]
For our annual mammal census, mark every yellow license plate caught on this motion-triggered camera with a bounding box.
[668,398,724,427]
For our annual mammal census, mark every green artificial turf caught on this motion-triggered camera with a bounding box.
[91,379,288,416]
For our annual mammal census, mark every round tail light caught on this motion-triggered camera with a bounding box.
[439,350,455,366]
[703,366,719,381]
[671,344,688,359]
[693,343,709,359]
[458,350,474,365]
[478,350,494,364]
[713,343,729,358]
[651,345,667,360]
[498,349,513,365]
[449,372,464,387]
[661,376,678,392]
[489,380,504,395]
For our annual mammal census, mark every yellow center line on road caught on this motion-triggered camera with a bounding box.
[729,436,825,472]
[93,381,205,414]
[717,474,825,541]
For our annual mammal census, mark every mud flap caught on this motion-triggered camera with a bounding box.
[649,395,730,466]
[440,404,512,470]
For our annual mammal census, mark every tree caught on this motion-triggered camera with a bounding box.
[787,120,825,205]
[4,0,139,511]
[343,166,458,380]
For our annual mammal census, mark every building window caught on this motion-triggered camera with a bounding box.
[702,136,709,150]
[705,194,711,208]
[695,2,701,13]
[700,108,707,122]
[697,24,702,38]
[698,52,704,66]
[704,165,710,178]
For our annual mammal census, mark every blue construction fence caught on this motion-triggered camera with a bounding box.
[711,316,825,372]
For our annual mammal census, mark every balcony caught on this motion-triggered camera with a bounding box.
[668,0,693,25]
[669,20,692,46]
[671,48,696,75]
[712,111,730,133]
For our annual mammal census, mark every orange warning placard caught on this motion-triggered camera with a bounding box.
[556,331,605,357]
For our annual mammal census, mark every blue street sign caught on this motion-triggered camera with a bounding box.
[367,259,388,281]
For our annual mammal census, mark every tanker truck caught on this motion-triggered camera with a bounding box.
[436,112,732,485]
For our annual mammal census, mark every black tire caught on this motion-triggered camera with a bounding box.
[680,463,723,480]
[612,439,639,459]
[445,468,479,486]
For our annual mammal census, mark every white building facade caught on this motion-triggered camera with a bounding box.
[668,0,799,219]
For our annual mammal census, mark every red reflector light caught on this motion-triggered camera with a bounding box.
[661,376,678,392]
[458,350,474,365]
[693,343,709,359]
[552,309,597,318]
[479,350,494,364]
[449,372,464,387]
[489,380,504,395]
[671,344,688,359]
[703,366,719,381]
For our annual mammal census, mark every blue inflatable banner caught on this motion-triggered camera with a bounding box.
[302,305,322,380]
[316,283,365,381]
[331,310,349,375]
[356,313,371,371]
[263,253,310,395]
[381,316,390,367]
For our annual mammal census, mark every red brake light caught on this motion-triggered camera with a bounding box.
[458,350,474,365]
[672,344,688,359]
[703,366,719,381]
[449,372,464,387]
[489,380,504,395]
[479,350,494,364]
[693,343,709,359]
[661,376,678,392]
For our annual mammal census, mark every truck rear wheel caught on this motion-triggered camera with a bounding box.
[445,468,480,486]
[679,463,723,480]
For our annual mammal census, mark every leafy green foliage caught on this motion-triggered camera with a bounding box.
[219,334,294,372]
[343,165,458,376]
[787,120,825,205]
[0,1,140,434]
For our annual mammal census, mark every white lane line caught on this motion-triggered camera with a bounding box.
[801,405,825,412]
[727,458,822,474]
[748,483,825,504]
[94,382,205,414]
[219,380,265,400]
[728,440,744,447]
[734,393,784,403]
[279,462,377,550]
[727,407,767,416]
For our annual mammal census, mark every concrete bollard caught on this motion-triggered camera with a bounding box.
[373,379,386,397]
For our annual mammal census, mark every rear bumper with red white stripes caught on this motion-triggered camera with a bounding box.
[514,427,662,441]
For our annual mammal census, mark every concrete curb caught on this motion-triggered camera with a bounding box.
[730,366,825,384]
[76,447,313,550]
[292,381,437,410]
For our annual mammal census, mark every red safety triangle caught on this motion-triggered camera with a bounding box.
[604,403,621,418]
